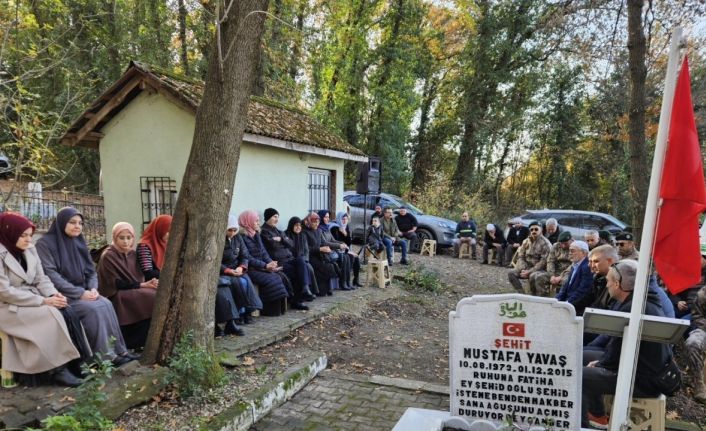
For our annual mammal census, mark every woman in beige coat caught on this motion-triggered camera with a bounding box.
[0,212,83,386]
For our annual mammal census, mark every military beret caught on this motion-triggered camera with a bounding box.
[558,231,572,242]
[598,230,611,241]
[615,232,634,241]
[528,221,539,228]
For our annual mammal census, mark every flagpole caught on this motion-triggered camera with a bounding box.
[609,27,683,430]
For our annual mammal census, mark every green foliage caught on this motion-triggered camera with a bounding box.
[165,331,227,398]
[401,263,446,293]
[411,173,495,223]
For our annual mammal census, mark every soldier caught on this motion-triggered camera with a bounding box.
[531,231,573,297]
[684,252,706,404]
[615,232,639,261]
[508,221,552,294]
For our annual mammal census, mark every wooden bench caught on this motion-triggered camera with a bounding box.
[420,239,436,257]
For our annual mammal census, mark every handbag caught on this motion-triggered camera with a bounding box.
[655,358,681,396]
[324,251,340,263]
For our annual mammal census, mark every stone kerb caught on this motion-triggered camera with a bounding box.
[449,294,583,431]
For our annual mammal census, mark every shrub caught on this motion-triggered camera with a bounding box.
[401,264,447,293]
[165,331,227,398]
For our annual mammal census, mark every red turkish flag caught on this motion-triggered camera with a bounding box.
[654,57,706,294]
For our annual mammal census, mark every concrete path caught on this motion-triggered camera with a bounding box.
[249,370,449,431]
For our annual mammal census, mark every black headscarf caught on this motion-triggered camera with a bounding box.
[40,207,95,286]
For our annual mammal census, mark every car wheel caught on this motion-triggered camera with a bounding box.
[414,228,434,253]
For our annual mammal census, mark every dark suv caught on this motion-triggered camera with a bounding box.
[343,191,457,250]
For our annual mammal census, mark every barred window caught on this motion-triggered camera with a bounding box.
[308,168,335,213]
[140,176,177,231]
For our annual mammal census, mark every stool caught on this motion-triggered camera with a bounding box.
[605,395,666,431]
[0,330,17,389]
[420,239,436,257]
[458,242,471,259]
[366,259,391,289]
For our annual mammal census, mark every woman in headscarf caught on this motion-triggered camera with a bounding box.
[285,216,319,295]
[302,212,339,296]
[97,222,157,349]
[329,212,362,288]
[317,210,353,291]
[35,207,137,366]
[219,215,262,326]
[0,212,84,386]
[237,210,291,316]
[137,215,172,280]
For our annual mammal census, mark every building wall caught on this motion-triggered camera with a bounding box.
[99,91,345,235]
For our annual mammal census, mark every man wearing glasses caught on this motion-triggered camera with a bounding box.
[507,221,552,294]
[615,232,639,261]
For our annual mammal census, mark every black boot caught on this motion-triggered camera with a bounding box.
[53,367,83,387]
[290,301,309,311]
[302,285,316,301]
[214,325,225,337]
[224,320,245,336]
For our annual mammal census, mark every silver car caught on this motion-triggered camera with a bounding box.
[513,209,629,239]
[343,191,457,250]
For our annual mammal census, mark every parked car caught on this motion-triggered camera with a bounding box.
[343,191,457,251]
[0,153,11,179]
[512,209,629,239]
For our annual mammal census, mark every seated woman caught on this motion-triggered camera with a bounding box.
[285,216,319,296]
[237,210,291,316]
[219,216,262,325]
[260,208,315,303]
[329,212,362,288]
[317,210,353,291]
[97,222,157,349]
[138,215,242,337]
[136,215,172,280]
[35,207,137,367]
[0,212,85,387]
[302,212,339,296]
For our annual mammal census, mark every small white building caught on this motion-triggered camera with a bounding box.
[60,61,366,233]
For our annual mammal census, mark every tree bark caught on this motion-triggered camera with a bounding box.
[627,0,648,241]
[143,0,270,365]
[177,0,189,75]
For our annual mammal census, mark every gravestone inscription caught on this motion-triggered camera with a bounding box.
[449,294,583,431]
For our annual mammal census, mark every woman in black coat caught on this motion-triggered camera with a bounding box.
[285,216,319,295]
[329,211,362,287]
[302,212,339,296]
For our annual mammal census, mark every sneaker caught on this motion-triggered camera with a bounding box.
[587,413,609,429]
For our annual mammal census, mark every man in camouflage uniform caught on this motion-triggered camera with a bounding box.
[685,254,706,404]
[530,231,573,297]
[508,221,552,294]
[615,232,640,261]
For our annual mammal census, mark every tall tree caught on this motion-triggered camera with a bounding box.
[143,0,269,364]
[626,0,648,240]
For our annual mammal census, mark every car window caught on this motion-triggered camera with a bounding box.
[582,214,608,230]
[553,214,583,228]
[344,195,365,208]
[379,198,399,210]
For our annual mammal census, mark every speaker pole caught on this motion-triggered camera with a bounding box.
[362,193,368,265]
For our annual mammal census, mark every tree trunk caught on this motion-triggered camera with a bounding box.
[410,73,439,193]
[178,0,189,75]
[627,0,648,241]
[143,0,270,365]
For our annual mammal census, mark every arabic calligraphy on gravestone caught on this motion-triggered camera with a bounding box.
[449,294,583,431]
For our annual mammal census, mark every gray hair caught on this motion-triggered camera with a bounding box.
[546,218,558,227]
[608,259,638,291]
[584,230,599,239]
[590,244,619,262]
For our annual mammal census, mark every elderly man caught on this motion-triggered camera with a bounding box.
[581,260,672,428]
[381,207,409,265]
[395,207,418,252]
[453,212,478,258]
[505,218,530,267]
[615,232,639,261]
[555,241,594,316]
[531,231,573,297]
[684,253,706,404]
[583,230,601,250]
[507,221,551,293]
[544,218,561,244]
[482,223,506,265]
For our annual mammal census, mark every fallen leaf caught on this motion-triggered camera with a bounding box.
[242,356,255,366]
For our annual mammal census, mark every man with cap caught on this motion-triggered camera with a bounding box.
[615,231,639,261]
[482,223,506,265]
[507,221,551,293]
[453,212,478,258]
[555,240,594,316]
[531,231,573,297]
[505,218,530,267]
[683,249,706,404]
[395,207,419,252]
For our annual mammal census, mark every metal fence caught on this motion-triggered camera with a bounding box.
[0,188,106,246]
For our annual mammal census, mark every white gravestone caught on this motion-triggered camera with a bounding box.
[449,294,583,431]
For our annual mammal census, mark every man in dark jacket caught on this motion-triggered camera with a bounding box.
[505,218,529,267]
[482,224,506,266]
[555,240,593,316]
[544,218,562,244]
[395,207,418,252]
[581,259,671,428]
[260,208,315,302]
[684,253,706,404]
[453,212,477,258]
